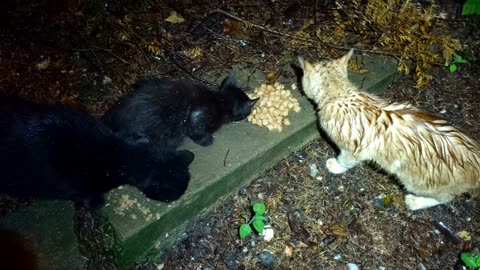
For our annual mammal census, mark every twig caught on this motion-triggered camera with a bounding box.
[129,33,151,73]
[224,149,230,167]
[210,9,301,41]
[90,46,130,64]
[434,220,465,244]
[165,52,219,87]
[209,9,401,59]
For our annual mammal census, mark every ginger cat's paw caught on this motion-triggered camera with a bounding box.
[326,158,349,174]
[405,194,442,210]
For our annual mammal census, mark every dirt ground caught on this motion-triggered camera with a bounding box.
[1,1,479,270]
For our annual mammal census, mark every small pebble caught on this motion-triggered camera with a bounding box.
[178,232,188,241]
[223,252,237,269]
[258,250,275,268]
[309,163,319,177]
[347,263,359,270]
[320,234,337,248]
[102,75,112,85]
[238,186,248,196]
[223,204,235,216]
[261,225,275,241]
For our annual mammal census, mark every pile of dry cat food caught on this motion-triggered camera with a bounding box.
[247,82,301,132]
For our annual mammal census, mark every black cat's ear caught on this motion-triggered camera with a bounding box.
[219,74,237,91]
[176,150,194,165]
[247,98,259,108]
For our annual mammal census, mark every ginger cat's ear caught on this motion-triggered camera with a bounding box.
[337,49,354,75]
[298,56,313,72]
[338,49,354,66]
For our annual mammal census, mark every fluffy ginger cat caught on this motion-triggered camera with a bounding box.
[298,49,480,210]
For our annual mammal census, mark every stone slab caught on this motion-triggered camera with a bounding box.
[0,201,87,270]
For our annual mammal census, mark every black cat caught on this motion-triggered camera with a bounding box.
[0,96,194,210]
[102,74,258,152]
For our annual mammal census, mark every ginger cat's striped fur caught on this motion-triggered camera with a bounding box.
[298,49,480,210]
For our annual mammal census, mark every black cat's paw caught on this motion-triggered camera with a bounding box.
[141,179,190,203]
[176,150,195,165]
[192,134,214,146]
[138,149,194,203]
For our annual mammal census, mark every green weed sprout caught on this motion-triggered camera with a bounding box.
[444,52,468,72]
[461,252,480,269]
[239,202,267,238]
[462,0,480,15]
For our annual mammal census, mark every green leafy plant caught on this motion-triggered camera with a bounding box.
[239,202,267,238]
[462,252,480,269]
[444,52,468,72]
[463,0,480,15]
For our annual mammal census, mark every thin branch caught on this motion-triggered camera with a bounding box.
[130,34,151,73]
[90,46,130,64]
[209,9,401,59]
[210,9,301,41]
[165,52,220,88]
[70,47,128,65]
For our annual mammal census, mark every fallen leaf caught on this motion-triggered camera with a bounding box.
[284,245,294,257]
[222,18,248,39]
[165,11,185,24]
[287,211,310,244]
[184,47,203,59]
[36,57,50,70]
[457,230,471,241]
[328,223,349,237]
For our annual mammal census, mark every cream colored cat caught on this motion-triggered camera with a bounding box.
[298,49,480,210]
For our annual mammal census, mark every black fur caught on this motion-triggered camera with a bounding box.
[102,74,258,152]
[0,96,194,210]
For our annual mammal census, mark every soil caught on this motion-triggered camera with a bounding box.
[0,1,479,270]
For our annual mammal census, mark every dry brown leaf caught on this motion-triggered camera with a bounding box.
[165,11,185,24]
[222,18,248,39]
[328,223,349,237]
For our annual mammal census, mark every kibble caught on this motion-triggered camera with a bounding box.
[247,82,301,132]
